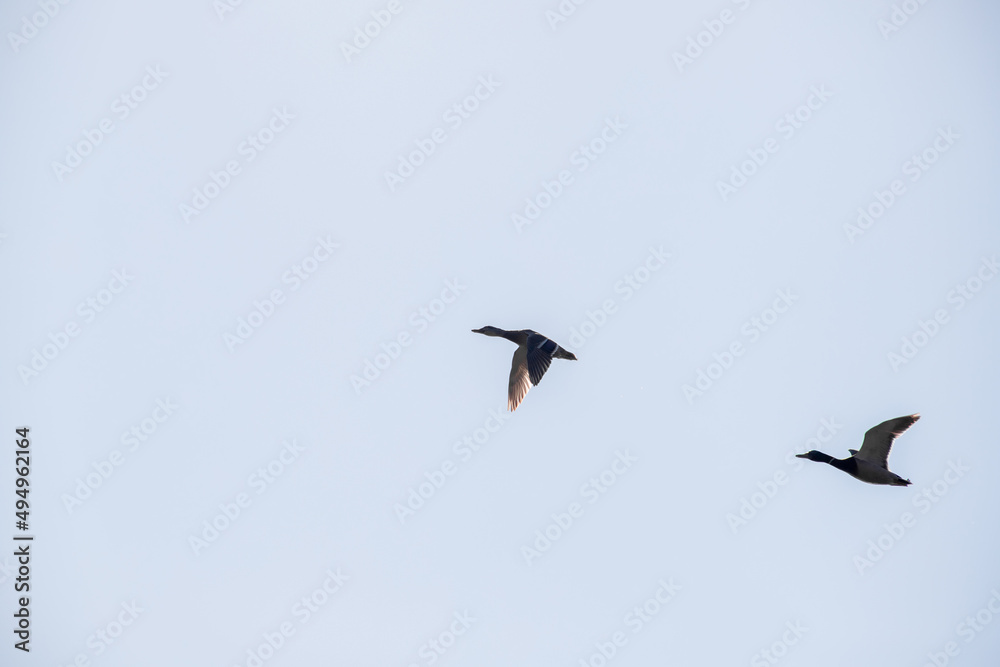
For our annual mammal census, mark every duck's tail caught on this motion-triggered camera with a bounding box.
[554,347,577,361]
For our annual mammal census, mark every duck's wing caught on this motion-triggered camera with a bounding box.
[855,414,920,469]
[506,334,562,410]
[507,345,532,411]
[525,333,559,385]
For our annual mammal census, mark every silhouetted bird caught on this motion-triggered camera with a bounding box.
[471,326,577,411]
[796,414,919,486]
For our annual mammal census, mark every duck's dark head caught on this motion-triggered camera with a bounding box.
[795,450,831,462]
[472,326,504,336]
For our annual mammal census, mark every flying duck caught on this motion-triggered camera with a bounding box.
[472,326,577,411]
[796,414,919,486]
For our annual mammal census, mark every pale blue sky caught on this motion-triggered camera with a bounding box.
[2,1,999,665]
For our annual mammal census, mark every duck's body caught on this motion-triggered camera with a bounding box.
[472,326,577,411]
[796,414,919,486]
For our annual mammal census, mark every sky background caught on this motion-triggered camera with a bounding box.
[2,0,999,665]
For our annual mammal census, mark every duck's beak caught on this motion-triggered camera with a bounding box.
[471,328,483,333]
[794,453,808,458]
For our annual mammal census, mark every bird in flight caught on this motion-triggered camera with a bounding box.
[796,414,919,486]
[472,326,577,411]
